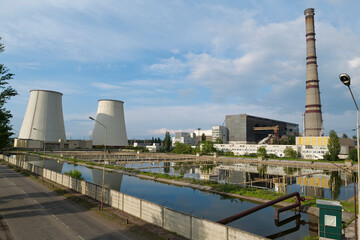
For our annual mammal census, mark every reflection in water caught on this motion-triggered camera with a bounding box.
[329,171,342,200]
[20,152,356,201]
[91,169,123,191]
[124,160,355,201]
[267,214,306,239]
[17,154,123,191]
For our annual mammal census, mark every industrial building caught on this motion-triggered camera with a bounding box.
[14,138,92,150]
[212,126,228,143]
[172,132,198,146]
[91,99,128,147]
[193,129,212,142]
[225,114,299,144]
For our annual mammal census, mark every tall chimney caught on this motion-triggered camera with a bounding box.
[304,8,323,136]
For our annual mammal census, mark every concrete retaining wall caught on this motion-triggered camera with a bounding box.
[192,217,228,240]
[1,155,268,240]
[124,195,141,218]
[164,208,191,239]
[141,200,163,227]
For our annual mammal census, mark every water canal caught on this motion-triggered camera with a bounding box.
[13,154,356,239]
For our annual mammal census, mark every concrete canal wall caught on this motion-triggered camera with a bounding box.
[1,155,268,240]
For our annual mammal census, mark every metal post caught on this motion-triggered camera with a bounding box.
[89,117,107,210]
[33,127,45,181]
[357,107,359,239]
[101,126,107,210]
[348,86,359,239]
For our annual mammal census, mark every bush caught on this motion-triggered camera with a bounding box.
[284,147,297,159]
[348,148,358,162]
[64,169,84,180]
[172,142,193,154]
[257,147,267,157]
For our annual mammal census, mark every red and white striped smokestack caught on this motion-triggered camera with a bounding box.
[304,8,323,136]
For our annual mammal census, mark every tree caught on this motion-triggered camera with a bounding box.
[327,130,340,161]
[342,133,348,138]
[287,135,295,145]
[353,135,357,140]
[201,133,206,142]
[257,147,267,157]
[348,148,358,162]
[201,141,215,154]
[163,131,171,152]
[0,38,18,150]
[215,137,223,144]
[172,142,193,154]
[284,147,297,159]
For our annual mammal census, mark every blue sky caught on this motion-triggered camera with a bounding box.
[1,0,360,139]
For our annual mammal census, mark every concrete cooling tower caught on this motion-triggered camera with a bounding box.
[92,100,128,146]
[304,8,323,136]
[18,90,66,142]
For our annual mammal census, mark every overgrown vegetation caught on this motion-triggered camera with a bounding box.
[257,147,267,157]
[64,169,84,180]
[326,130,340,161]
[284,147,298,159]
[348,148,358,162]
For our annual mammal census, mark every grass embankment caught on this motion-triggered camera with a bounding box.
[28,152,356,214]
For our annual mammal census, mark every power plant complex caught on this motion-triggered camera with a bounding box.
[13,8,352,160]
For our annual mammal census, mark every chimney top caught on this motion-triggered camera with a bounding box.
[304,8,315,17]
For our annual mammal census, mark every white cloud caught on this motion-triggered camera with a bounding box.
[147,57,187,75]
[92,82,122,90]
[349,57,360,69]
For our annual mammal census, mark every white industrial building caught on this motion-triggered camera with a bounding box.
[91,99,128,147]
[18,90,66,142]
[172,132,198,146]
[214,136,354,160]
[194,129,212,141]
[214,143,298,158]
[212,126,228,143]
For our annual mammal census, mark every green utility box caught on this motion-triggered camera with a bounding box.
[316,199,343,240]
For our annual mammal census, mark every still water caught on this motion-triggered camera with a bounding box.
[125,161,356,201]
[17,154,321,239]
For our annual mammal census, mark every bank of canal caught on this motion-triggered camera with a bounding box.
[14,153,357,239]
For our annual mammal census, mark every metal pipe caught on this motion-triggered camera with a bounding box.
[217,192,304,225]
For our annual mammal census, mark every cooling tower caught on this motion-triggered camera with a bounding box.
[92,99,128,146]
[18,90,66,142]
[304,8,323,136]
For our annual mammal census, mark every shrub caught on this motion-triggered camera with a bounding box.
[284,147,297,159]
[257,147,267,156]
[64,169,84,180]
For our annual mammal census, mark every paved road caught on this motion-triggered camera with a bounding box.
[0,164,136,240]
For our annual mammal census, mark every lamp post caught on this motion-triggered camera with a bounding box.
[89,116,107,210]
[33,127,45,181]
[339,73,359,239]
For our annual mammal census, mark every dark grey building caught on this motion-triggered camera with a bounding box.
[225,114,299,143]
